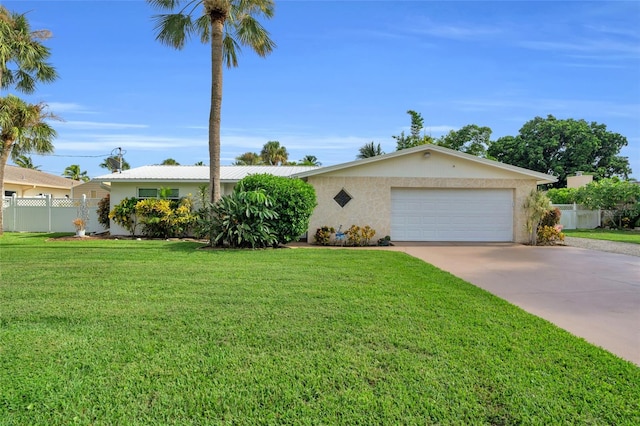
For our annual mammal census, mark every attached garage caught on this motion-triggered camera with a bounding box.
[293,144,557,244]
[391,188,513,242]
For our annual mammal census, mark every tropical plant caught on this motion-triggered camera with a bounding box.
[148,0,276,203]
[357,142,384,159]
[523,189,552,246]
[314,226,335,246]
[233,151,263,165]
[160,158,180,165]
[135,197,195,239]
[99,155,130,173]
[0,5,57,93]
[298,155,321,166]
[205,189,278,248]
[237,173,317,245]
[109,197,139,236]
[62,164,90,182]
[13,154,40,170]
[0,96,56,235]
[97,194,111,229]
[72,217,86,232]
[260,141,288,165]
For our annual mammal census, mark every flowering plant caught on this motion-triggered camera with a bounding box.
[72,217,86,231]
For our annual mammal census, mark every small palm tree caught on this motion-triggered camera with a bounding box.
[260,141,288,166]
[298,155,321,166]
[0,95,56,234]
[62,164,90,182]
[357,142,384,159]
[147,0,276,203]
[233,151,263,165]
[13,154,40,170]
[160,158,180,165]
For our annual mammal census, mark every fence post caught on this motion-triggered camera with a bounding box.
[47,194,53,232]
[11,193,17,232]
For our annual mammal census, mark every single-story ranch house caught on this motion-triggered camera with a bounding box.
[94,145,556,243]
[3,165,82,198]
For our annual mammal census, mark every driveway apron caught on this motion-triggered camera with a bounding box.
[387,243,640,365]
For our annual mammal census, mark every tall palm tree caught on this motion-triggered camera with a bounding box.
[0,95,56,234]
[298,155,321,166]
[147,0,275,203]
[260,140,288,165]
[357,142,384,159]
[233,151,262,165]
[62,164,90,182]
[0,6,57,93]
[13,154,40,170]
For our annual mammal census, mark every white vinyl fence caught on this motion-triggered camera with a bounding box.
[552,203,600,230]
[2,195,104,234]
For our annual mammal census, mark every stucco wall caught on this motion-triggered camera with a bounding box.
[306,176,537,244]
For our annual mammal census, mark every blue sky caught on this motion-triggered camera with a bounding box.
[4,0,640,179]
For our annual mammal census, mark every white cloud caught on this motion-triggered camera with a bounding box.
[59,121,149,130]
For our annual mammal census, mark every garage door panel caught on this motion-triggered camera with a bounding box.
[391,189,513,242]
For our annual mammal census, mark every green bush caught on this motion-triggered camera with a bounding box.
[237,174,317,245]
[546,188,579,204]
[97,194,110,230]
[135,197,195,239]
[109,197,139,236]
[206,189,279,248]
[539,207,561,228]
[314,226,335,245]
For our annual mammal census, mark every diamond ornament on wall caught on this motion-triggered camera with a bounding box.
[334,189,352,208]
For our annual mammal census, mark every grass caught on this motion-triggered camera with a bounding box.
[564,228,640,244]
[1,233,638,425]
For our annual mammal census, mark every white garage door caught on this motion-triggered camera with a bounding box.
[391,189,513,242]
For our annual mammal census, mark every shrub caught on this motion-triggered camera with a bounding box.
[237,174,317,245]
[537,225,565,245]
[540,207,561,228]
[135,197,196,239]
[207,190,279,248]
[314,226,335,245]
[546,188,578,204]
[346,225,362,246]
[97,194,110,230]
[109,197,139,236]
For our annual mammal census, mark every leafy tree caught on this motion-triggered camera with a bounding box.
[237,173,317,245]
[298,155,321,166]
[260,141,288,165]
[393,110,434,151]
[0,6,57,93]
[576,178,640,228]
[99,155,130,173]
[357,142,384,159]
[62,164,89,182]
[160,158,180,165]
[13,154,40,170]
[233,151,263,165]
[436,124,493,157]
[0,96,56,235]
[487,115,632,188]
[148,0,275,203]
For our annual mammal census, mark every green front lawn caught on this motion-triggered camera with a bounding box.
[1,233,638,424]
[564,228,640,244]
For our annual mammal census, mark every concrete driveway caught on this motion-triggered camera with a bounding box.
[387,243,640,365]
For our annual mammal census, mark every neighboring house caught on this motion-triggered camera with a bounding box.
[94,147,557,243]
[3,165,82,198]
[293,144,556,244]
[71,180,111,200]
[93,165,319,235]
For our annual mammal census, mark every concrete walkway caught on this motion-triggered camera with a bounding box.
[386,242,640,365]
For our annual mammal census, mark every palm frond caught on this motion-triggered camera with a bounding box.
[222,35,241,68]
[152,13,198,49]
[235,14,275,57]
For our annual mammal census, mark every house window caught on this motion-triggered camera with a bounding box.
[137,188,179,199]
[334,189,352,208]
[4,190,16,197]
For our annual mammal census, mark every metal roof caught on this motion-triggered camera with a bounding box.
[93,165,320,182]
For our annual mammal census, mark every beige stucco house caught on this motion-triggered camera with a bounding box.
[293,145,557,243]
[94,146,556,242]
[3,165,82,198]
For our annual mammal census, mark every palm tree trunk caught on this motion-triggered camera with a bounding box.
[209,17,224,204]
[0,139,14,236]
